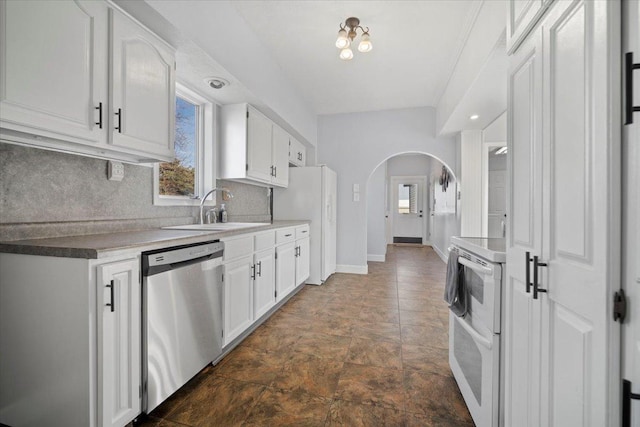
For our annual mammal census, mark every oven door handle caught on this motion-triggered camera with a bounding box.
[454,315,493,350]
[458,257,493,276]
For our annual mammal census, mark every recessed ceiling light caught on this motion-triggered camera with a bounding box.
[470,114,479,120]
[206,77,230,90]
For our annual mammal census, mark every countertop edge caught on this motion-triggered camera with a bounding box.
[0,221,311,260]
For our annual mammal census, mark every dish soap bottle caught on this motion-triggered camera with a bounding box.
[219,203,228,223]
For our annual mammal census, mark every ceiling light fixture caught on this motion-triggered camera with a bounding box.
[470,114,479,120]
[206,77,230,90]
[335,17,372,60]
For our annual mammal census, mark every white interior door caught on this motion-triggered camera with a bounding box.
[391,176,426,244]
[487,170,507,238]
[539,1,620,425]
[622,0,640,425]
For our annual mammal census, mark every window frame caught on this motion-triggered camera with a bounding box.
[153,82,216,206]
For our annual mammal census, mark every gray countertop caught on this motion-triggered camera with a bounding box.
[0,220,310,259]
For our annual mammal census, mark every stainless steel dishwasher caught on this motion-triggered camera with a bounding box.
[141,240,224,413]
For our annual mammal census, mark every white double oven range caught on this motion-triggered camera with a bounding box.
[448,237,506,427]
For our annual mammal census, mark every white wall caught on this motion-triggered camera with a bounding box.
[429,156,461,261]
[146,0,317,146]
[436,0,507,135]
[386,155,432,176]
[483,111,507,142]
[318,107,457,272]
[460,130,483,236]
[367,163,387,262]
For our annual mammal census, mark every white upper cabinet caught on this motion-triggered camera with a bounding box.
[246,106,274,182]
[271,124,290,187]
[288,137,306,167]
[0,0,108,144]
[109,8,175,161]
[220,103,290,188]
[506,0,551,54]
[0,0,176,163]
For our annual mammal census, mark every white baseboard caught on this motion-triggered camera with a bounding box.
[432,244,449,263]
[336,264,369,275]
[367,254,386,262]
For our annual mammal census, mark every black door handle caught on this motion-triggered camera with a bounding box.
[95,102,103,129]
[625,52,640,125]
[525,251,532,293]
[623,379,640,427]
[532,256,547,299]
[114,108,122,133]
[106,280,115,312]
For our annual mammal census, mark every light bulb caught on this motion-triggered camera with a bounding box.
[339,47,353,60]
[336,29,350,49]
[358,33,372,53]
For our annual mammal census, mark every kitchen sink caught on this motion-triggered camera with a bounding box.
[162,222,271,231]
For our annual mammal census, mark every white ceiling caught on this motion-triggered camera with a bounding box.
[229,0,480,115]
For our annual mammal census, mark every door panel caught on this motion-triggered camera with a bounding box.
[276,242,296,300]
[246,106,273,183]
[97,258,140,427]
[622,0,640,424]
[505,26,543,427]
[392,177,425,242]
[223,256,253,345]
[541,1,619,425]
[254,249,275,319]
[271,125,289,187]
[110,8,175,160]
[550,2,589,260]
[0,0,107,143]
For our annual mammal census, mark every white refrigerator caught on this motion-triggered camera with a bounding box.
[273,165,337,285]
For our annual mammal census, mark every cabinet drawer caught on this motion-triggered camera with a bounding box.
[295,225,310,239]
[222,235,253,262]
[276,228,295,245]
[254,231,275,252]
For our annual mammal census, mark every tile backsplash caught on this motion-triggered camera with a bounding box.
[0,143,270,241]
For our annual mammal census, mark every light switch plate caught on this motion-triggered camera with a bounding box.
[353,193,360,202]
[108,161,124,181]
[353,183,360,192]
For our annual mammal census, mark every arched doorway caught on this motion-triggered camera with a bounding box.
[366,152,458,264]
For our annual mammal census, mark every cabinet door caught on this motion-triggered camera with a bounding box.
[109,8,175,161]
[253,248,276,319]
[97,258,141,427]
[0,0,108,144]
[539,1,619,425]
[246,106,273,183]
[295,238,310,286]
[223,256,253,345]
[275,242,296,301]
[504,26,544,427]
[506,0,550,54]
[271,125,290,187]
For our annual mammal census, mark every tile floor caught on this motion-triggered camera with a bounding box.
[138,245,474,426]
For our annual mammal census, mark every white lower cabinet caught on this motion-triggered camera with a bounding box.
[275,242,297,302]
[295,237,310,286]
[0,253,140,427]
[253,248,276,319]
[97,259,141,427]
[222,255,254,346]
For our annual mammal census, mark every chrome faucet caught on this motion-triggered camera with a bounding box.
[199,188,234,224]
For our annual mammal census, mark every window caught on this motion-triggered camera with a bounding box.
[398,183,418,214]
[153,83,216,206]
